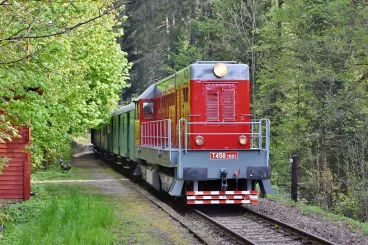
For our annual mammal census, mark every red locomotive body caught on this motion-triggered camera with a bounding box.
[189,78,251,150]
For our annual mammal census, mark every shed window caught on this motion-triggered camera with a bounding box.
[143,101,154,120]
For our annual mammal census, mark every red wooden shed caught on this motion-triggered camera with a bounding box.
[0,87,41,202]
[0,126,31,202]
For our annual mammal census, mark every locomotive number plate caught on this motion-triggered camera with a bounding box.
[210,152,238,160]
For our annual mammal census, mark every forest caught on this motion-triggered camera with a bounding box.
[120,0,368,222]
[0,0,367,223]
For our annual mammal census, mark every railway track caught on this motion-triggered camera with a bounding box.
[192,206,337,245]
[101,154,337,245]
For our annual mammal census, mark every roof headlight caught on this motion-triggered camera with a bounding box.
[195,136,204,146]
[239,135,247,145]
[213,63,228,78]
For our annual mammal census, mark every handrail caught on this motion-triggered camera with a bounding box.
[139,118,270,169]
[178,118,187,178]
[140,119,172,162]
[261,118,271,166]
[178,119,270,154]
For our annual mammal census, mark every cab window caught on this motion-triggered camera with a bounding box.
[143,101,154,120]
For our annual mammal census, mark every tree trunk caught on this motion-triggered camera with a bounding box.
[320,128,332,209]
[190,0,198,46]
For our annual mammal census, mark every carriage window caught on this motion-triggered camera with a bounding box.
[143,101,154,119]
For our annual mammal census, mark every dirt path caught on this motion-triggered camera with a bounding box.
[70,145,201,245]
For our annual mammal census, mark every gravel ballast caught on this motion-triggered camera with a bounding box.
[247,198,367,245]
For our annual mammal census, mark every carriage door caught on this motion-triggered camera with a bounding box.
[205,83,237,122]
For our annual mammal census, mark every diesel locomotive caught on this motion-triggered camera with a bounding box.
[91,61,274,204]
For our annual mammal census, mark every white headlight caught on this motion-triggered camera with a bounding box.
[239,136,247,145]
[213,63,228,78]
[195,136,204,145]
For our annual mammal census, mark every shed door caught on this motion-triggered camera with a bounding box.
[205,83,237,122]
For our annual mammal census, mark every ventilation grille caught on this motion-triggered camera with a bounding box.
[206,90,219,121]
[223,90,235,121]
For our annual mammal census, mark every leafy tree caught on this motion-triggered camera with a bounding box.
[0,0,130,167]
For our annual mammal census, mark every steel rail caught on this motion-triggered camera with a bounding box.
[193,206,337,245]
[193,209,257,245]
[242,207,337,245]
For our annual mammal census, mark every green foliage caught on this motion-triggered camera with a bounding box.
[1,185,116,245]
[1,185,48,226]
[0,1,130,168]
[0,157,9,174]
[164,36,203,74]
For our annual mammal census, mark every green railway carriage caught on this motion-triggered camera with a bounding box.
[91,82,157,162]
[110,103,136,160]
[92,104,136,161]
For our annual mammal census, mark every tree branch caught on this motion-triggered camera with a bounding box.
[0,49,41,64]
[4,19,35,40]
[1,2,123,41]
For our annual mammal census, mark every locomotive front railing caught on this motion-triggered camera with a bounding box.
[140,119,172,161]
[178,118,270,164]
[140,119,172,148]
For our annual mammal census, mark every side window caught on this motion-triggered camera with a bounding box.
[184,87,189,102]
[143,101,154,120]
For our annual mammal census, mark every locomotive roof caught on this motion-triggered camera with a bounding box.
[190,62,249,81]
[111,82,160,116]
[111,61,249,116]
[111,102,135,116]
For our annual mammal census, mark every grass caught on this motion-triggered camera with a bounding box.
[1,162,192,245]
[112,197,190,245]
[0,184,116,245]
[31,162,89,182]
[267,186,368,235]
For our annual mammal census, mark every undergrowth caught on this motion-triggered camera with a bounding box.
[0,184,116,245]
[267,185,368,235]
